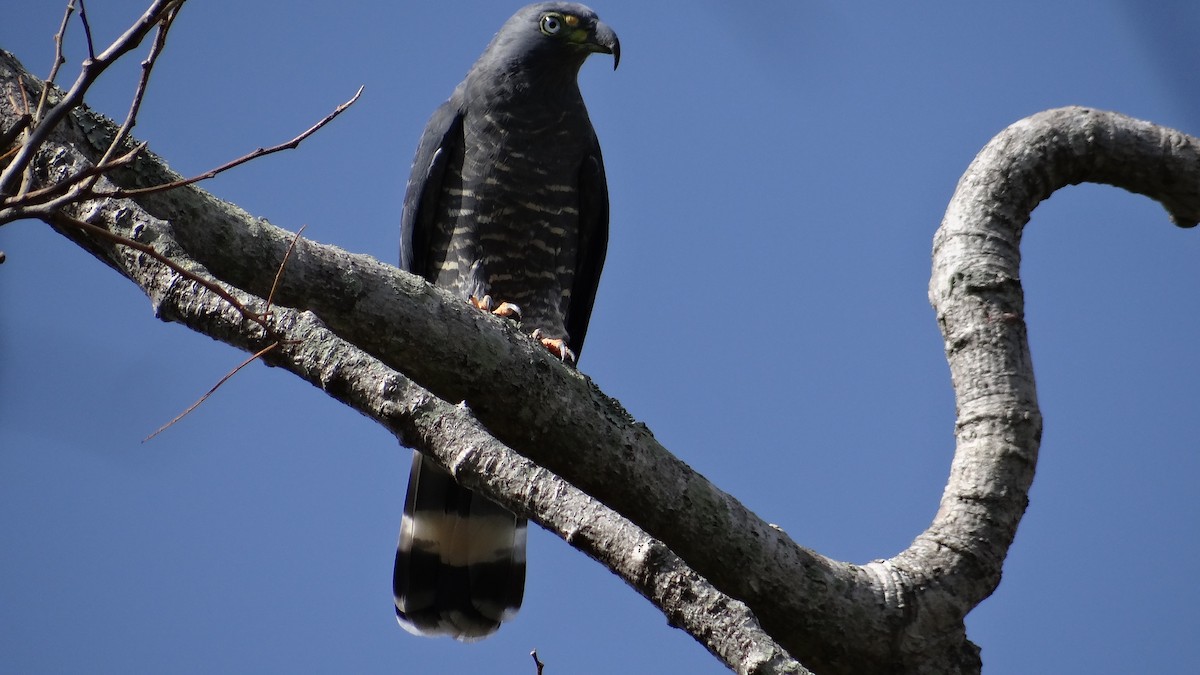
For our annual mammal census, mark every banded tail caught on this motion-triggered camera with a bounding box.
[393,452,527,640]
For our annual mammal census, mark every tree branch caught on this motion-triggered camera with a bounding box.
[0,0,183,198]
[105,85,363,199]
[0,46,807,675]
[0,44,865,671]
[890,106,1200,667]
[4,8,1200,670]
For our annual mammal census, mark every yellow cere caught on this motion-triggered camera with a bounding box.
[564,14,580,27]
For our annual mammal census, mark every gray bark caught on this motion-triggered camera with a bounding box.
[4,27,1199,675]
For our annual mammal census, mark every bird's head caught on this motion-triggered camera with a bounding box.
[491,3,620,73]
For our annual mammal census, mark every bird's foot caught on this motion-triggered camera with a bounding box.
[531,329,576,365]
[470,295,522,321]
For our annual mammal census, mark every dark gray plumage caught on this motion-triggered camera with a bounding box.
[394,3,618,640]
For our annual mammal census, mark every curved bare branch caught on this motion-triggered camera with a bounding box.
[879,106,1200,667]
[5,9,1199,668]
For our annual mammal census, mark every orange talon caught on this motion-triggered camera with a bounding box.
[531,329,576,365]
[492,302,522,319]
[469,295,522,321]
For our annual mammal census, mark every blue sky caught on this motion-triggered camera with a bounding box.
[2,2,1198,673]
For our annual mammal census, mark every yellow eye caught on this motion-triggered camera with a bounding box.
[540,13,563,35]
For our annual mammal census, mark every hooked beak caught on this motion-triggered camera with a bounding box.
[588,21,620,70]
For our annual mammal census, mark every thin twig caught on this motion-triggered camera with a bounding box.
[45,211,272,333]
[0,86,32,174]
[95,1,179,170]
[3,80,34,154]
[141,223,308,441]
[77,0,96,61]
[11,141,146,206]
[107,86,364,198]
[17,78,30,122]
[530,650,545,675]
[20,0,78,198]
[41,0,76,103]
[142,341,280,442]
[0,0,186,198]
[265,224,307,315]
[36,2,179,209]
[0,115,32,159]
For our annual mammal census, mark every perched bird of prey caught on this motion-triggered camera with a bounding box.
[394,3,618,640]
